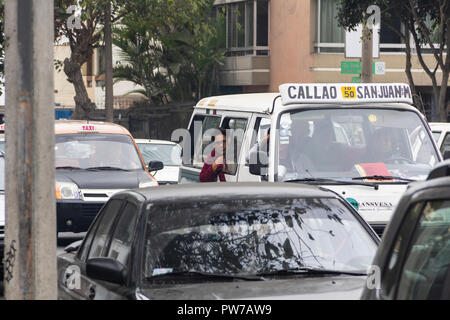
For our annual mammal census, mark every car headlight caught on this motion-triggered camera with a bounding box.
[56,182,82,200]
[139,180,158,188]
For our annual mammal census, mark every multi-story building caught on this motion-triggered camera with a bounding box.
[215,0,450,120]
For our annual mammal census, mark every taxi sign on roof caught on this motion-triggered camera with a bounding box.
[279,83,413,105]
[78,124,98,133]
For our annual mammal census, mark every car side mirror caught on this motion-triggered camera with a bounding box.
[248,151,268,176]
[444,150,450,160]
[148,160,164,172]
[86,258,127,285]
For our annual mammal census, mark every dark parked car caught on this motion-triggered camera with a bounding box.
[361,160,450,300]
[58,182,379,300]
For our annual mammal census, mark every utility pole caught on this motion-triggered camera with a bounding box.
[4,0,57,299]
[361,23,373,83]
[105,1,114,123]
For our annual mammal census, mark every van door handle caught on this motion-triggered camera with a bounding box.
[88,285,96,300]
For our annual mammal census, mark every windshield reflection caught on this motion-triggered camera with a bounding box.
[144,198,377,281]
[277,108,439,182]
[55,134,143,170]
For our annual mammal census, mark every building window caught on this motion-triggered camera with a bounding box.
[316,0,345,53]
[218,0,269,57]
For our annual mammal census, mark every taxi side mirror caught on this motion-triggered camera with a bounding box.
[248,151,268,176]
[148,161,164,172]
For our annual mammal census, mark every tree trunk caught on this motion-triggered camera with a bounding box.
[105,1,114,123]
[361,24,373,83]
[64,58,96,120]
[438,71,449,121]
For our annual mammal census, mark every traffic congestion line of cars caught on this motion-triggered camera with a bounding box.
[58,182,379,300]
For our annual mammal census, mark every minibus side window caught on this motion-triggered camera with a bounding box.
[221,117,248,175]
[188,114,221,168]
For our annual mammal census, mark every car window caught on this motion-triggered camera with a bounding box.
[144,197,377,281]
[440,133,450,155]
[277,109,439,182]
[189,115,222,168]
[432,131,441,143]
[221,117,248,175]
[106,202,139,266]
[55,133,144,170]
[380,202,423,299]
[85,199,124,261]
[396,200,450,299]
[138,143,182,166]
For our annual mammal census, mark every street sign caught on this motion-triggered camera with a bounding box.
[352,77,361,83]
[341,61,385,75]
[341,61,361,74]
[374,61,386,75]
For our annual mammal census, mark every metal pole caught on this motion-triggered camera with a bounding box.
[361,23,373,83]
[4,0,57,299]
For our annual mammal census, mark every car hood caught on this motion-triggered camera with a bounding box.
[56,170,152,189]
[140,275,367,300]
[151,166,180,183]
[0,193,4,225]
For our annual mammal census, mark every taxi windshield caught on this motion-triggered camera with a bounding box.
[276,108,439,182]
[55,133,144,170]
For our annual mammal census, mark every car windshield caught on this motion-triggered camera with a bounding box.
[55,133,144,170]
[277,108,439,182]
[143,197,377,281]
[137,143,182,166]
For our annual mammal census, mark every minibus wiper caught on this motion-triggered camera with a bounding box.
[352,175,415,182]
[56,166,82,170]
[285,177,379,190]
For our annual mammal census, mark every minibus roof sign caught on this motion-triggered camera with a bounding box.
[279,83,413,106]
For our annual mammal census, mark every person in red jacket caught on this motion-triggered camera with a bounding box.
[200,128,227,182]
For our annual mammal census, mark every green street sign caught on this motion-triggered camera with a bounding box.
[341,61,361,74]
[352,77,361,83]
[341,61,383,75]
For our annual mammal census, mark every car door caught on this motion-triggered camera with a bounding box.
[60,198,124,300]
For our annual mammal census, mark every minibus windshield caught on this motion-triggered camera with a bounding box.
[276,108,439,182]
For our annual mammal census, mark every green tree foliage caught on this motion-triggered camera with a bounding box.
[113,0,225,105]
[337,0,450,121]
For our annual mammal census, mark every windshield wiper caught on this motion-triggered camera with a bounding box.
[352,175,415,182]
[56,166,82,170]
[256,267,367,277]
[85,166,130,171]
[146,271,264,282]
[285,177,379,190]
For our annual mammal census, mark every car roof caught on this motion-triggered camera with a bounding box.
[135,139,178,146]
[429,122,450,131]
[129,182,340,204]
[195,93,280,114]
[54,120,132,135]
[195,94,418,114]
